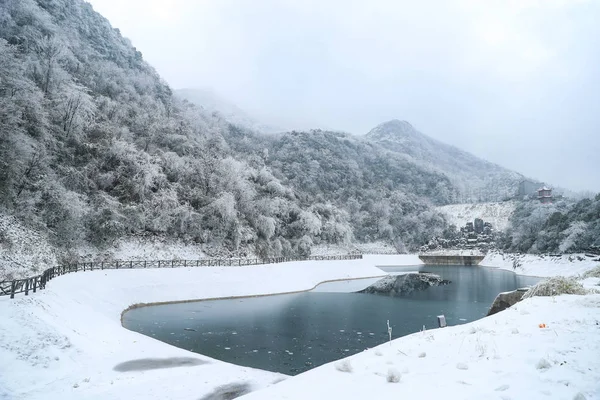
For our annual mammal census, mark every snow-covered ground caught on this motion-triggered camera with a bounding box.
[482,251,600,277]
[80,237,209,262]
[0,215,59,281]
[310,241,398,256]
[437,201,517,231]
[1,253,598,400]
[0,255,409,400]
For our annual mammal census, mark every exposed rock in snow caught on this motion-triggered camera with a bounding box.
[359,273,450,296]
[487,288,528,316]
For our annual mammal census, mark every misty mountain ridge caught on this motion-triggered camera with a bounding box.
[176,88,284,134]
[174,90,556,203]
[365,119,526,202]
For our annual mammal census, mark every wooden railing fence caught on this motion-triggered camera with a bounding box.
[0,254,363,299]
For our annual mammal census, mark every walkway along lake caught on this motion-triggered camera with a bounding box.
[122,265,539,375]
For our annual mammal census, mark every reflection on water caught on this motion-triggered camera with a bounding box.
[122,265,539,375]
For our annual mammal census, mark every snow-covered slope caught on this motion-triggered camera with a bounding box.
[0,215,59,281]
[0,256,401,400]
[482,251,600,277]
[436,201,517,231]
[365,120,527,202]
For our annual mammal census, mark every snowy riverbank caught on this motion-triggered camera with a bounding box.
[0,255,410,400]
[243,289,600,400]
[482,251,600,277]
[244,255,600,400]
[1,254,598,400]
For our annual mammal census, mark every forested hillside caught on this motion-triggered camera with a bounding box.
[0,0,452,268]
[366,120,524,202]
[499,195,600,254]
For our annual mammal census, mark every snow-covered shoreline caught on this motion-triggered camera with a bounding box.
[1,253,598,400]
[0,255,413,400]
[243,290,600,400]
[481,251,600,278]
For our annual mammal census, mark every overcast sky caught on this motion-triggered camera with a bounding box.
[86,0,600,193]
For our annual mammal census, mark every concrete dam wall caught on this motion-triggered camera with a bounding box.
[418,255,485,266]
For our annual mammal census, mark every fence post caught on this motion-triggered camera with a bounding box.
[101,262,104,270]
[144,261,147,268]
[25,279,29,296]
[10,281,16,299]
[33,277,37,293]
[116,261,119,269]
[158,260,161,268]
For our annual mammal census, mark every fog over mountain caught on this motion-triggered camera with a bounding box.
[176,88,284,134]
[87,0,600,192]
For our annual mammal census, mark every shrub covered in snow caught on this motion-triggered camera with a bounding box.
[334,360,353,373]
[522,277,588,299]
[582,265,600,279]
[536,358,552,370]
[386,368,401,383]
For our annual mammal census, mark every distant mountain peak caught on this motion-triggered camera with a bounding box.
[381,119,416,130]
[366,119,420,141]
[364,119,525,202]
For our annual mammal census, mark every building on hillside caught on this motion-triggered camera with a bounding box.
[474,218,484,234]
[518,180,540,197]
[466,222,474,232]
[537,187,553,204]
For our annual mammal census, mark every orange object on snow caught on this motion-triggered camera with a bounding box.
[538,323,547,328]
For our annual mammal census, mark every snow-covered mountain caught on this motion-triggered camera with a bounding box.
[365,120,526,202]
[176,88,283,134]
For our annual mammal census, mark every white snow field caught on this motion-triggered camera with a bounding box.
[1,254,599,400]
[483,251,600,277]
[0,255,403,400]
[437,201,517,231]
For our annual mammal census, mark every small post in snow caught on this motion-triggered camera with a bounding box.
[437,315,447,328]
[387,320,393,345]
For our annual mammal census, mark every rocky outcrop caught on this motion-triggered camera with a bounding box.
[359,273,451,297]
[487,288,529,316]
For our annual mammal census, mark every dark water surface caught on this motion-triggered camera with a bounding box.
[122,265,539,375]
